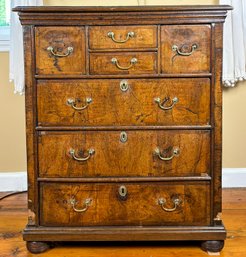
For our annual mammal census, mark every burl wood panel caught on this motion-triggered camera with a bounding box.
[90,52,157,75]
[38,130,210,178]
[37,78,210,127]
[212,23,223,222]
[35,27,86,75]
[23,25,37,225]
[40,182,210,226]
[89,25,157,49]
[161,25,211,74]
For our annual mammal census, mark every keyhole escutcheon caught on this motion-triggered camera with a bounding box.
[120,80,129,92]
[118,185,128,200]
[120,131,128,143]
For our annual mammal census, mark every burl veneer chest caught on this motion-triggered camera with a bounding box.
[14,5,231,254]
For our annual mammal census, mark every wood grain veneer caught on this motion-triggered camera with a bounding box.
[37,78,210,127]
[38,130,210,178]
[14,5,232,254]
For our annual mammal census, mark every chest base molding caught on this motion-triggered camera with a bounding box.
[23,225,226,242]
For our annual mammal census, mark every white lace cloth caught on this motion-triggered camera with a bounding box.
[9,0,43,95]
[220,0,246,87]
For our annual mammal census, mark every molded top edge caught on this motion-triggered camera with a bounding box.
[13,5,233,13]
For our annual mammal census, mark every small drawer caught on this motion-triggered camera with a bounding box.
[89,25,157,49]
[161,25,211,74]
[38,130,210,178]
[37,78,210,127]
[35,26,86,75]
[89,52,157,75]
[40,182,211,226]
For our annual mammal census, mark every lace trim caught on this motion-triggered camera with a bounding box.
[223,76,246,87]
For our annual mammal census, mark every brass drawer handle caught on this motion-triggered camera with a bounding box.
[69,148,95,161]
[154,147,180,161]
[154,97,178,110]
[172,44,198,56]
[158,197,181,212]
[47,46,73,57]
[107,31,135,43]
[67,97,92,111]
[70,198,92,213]
[111,57,137,70]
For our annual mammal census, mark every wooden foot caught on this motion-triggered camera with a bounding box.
[26,241,50,254]
[201,240,225,252]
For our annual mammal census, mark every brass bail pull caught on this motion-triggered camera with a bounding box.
[154,147,180,161]
[172,44,198,56]
[154,97,178,110]
[107,31,135,43]
[70,198,92,213]
[69,148,95,162]
[158,197,181,212]
[111,57,137,70]
[47,46,73,57]
[67,97,92,111]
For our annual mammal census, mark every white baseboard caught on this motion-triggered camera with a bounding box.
[0,171,27,192]
[0,169,245,192]
[222,168,246,188]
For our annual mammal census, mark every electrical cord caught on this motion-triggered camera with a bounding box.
[0,190,27,201]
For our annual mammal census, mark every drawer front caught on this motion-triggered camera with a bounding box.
[90,52,157,75]
[40,182,210,226]
[35,27,86,75]
[37,78,210,127]
[89,26,157,49]
[38,130,210,178]
[161,25,211,73]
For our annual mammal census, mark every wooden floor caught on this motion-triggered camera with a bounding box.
[0,189,245,257]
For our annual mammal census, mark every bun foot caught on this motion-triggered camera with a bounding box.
[26,241,50,254]
[201,240,225,252]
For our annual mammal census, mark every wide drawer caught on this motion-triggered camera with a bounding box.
[90,52,157,75]
[89,25,157,49]
[35,26,86,75]
[37,78,210,127]
[40,182,211,226]
[161,25,211,74]
[38,130,210,178]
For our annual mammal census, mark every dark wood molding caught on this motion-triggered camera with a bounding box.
[13,6,232,25]
[23,225,226,242]
[34,73,213,79]
[36,125,212,131]
[13,5,233,12]
[37,176,212,183]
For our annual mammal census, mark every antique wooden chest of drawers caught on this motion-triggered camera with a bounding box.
[14,5,232,254]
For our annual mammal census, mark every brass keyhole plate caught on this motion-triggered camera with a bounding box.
[120,131,128,143]
[118,185,128,200]
[120,80,129,92]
